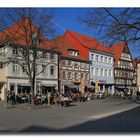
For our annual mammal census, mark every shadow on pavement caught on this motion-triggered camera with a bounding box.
[7,106,140,133]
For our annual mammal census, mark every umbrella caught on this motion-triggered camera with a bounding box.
[95,78,99,93]
[80,78,85,95]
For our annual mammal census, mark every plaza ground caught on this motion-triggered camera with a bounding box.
[0,97,140,133]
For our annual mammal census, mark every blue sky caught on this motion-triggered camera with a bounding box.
[0,8,139,58]
[50,8,90,36]
[50,8,139,58]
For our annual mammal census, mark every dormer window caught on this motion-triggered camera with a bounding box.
[68,49,79,56]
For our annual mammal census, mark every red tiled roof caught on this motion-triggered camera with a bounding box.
[66,30,113,54]
[0,17,50,49]
[108,42,126,65]
[51,33,89,62]
[51,30,117,62]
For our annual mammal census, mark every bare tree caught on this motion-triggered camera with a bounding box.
[0,8,57,103]
[80,8,140,51]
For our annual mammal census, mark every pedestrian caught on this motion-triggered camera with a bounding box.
[7,91,10,104]
[11,91,15,105]
[28,93,32,104]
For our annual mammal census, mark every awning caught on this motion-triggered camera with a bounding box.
[85,85,94,88]
[68,85,79,88]
[18,83,31,87]
[64,84,79,88]
[42,84,56,87]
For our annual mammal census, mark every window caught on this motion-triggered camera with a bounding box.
[100,69,103,76]
[12,62,18,73]
[91,54,94,61]
[101,56,103,63]
[68,72,72,79]
[42,52,47,59]
[74,72,78,80]
[85,73,88,80]
[35,66,38,73]
[0,62,3,69]
[42,65,46,74]
[13,47,18,55]
[105,69,107,76]
[92,67,94,75]
[96,55,99,62]
[62,71,66,79]
[105,57,107,63]
[23,50,28,56]
[74,62,79,68]
[50,66,55,75]
[108,58,112,64]
[81,73,84,79]
[85,64,89,69]
[50,53,55,59]
[81,63,85,68]
[68,60,72,66]
[74,51,78,56]
[69,50,79,56]
[108,70,112,77]
[22,63,27,73]
[95,68,99,76]
[62,60,66,66]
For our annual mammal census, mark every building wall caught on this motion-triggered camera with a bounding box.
[114,52,135,91]
[59,58,90,93]
[137,63,140,92]
[0,45,59,100]
[89,51,114,84]
[7,46,58,80]
[0,65,7,82]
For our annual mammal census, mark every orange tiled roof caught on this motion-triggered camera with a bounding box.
[66,30,113,54]
[108,42,126,65]
[51,33,89,62]
[0,17,50,50]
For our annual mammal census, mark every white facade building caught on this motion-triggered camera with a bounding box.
[0,43,58,100]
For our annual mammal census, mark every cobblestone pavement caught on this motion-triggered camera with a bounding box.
[0,98,139,133]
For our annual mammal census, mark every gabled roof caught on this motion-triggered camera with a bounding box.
[0,17,50,49]
[66,30,113,54]
[51,33,89,62]
[108,42,127,65]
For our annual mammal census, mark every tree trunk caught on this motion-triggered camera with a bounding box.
[30,77,35,104]
[31,84,35,104]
